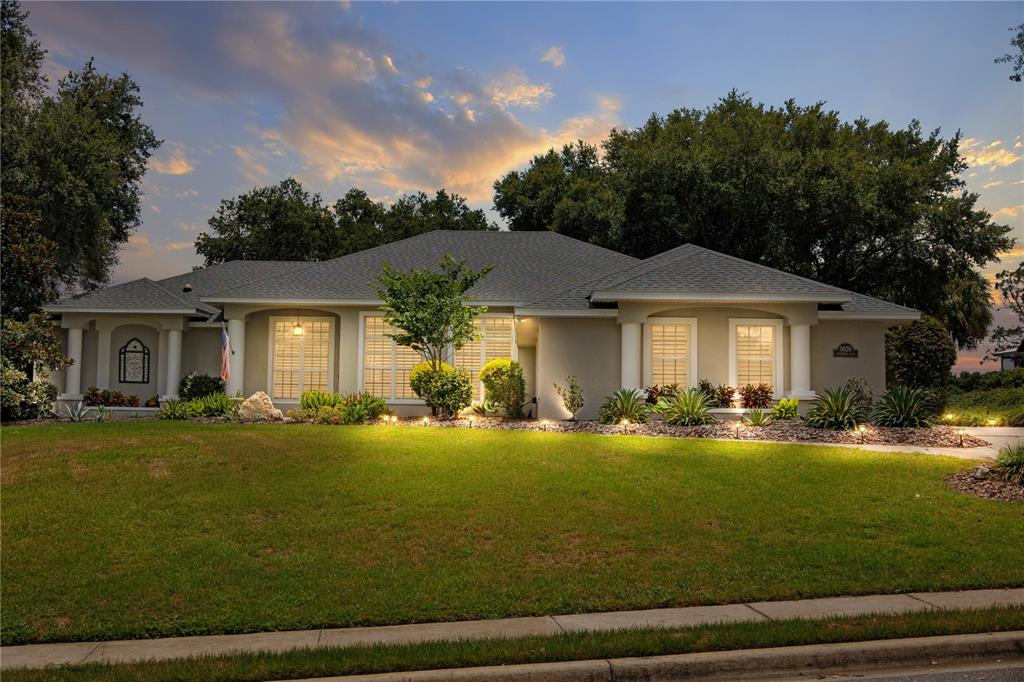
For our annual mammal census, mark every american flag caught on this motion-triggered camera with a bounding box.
[220,324,231,383]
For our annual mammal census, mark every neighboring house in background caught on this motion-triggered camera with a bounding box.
[995,341,1024,370]
[44,231,919,420]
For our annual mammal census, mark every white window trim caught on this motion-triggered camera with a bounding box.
[643,317,698,389]
[454,313,519,400]
[266,315,336,403]
[728,318,784,398]
[358,311,518,404]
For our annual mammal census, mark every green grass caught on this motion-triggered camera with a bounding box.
[3,422,1023,645]
[945,387,1024,425]
[6,607,1023,682]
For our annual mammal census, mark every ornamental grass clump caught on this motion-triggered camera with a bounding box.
[654,387,717,426]
[598,388,651,425]
[991,445,1024,486]
[158,398,191,420]
[804,386,867,430]
[872,386,934,428]
[743,408,772,427]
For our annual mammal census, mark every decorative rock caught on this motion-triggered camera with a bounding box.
[238,391,283,422]
[973,466,991,480]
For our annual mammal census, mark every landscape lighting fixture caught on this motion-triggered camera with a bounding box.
[390,415,398,425]
[422,416,429,427]
[540,419,550,431]
[857,424,867,444]
[957,428,966,447]
[468,415,476,428]
[620,418,630,434]
[943,413,954,422]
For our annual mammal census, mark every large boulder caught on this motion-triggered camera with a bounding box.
[238,391,283,422]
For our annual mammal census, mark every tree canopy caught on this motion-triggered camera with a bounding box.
[196,180,496,266]
[989,264,1024,355]
[995,23,1024,82]
[1,0,160,303]
[493,91,1014,348]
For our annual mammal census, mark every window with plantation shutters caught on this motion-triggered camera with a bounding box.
[453,316,515,399]
[650,324,690,387]
[361,315,422,400]
[269,317,334,400]
[729,319,783,396]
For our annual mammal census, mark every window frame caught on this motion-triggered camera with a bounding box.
[266,315,336,403]
[728,318,784,398]
[452,313,519,401]
[358,311,517,404]
[643,317,698,389]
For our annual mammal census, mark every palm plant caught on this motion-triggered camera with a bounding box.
[598,388,651,425]
[872,386,934,427]
[804,386,867,430]
[655,388,717,426]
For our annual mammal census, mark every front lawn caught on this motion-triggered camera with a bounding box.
[2,422,1022,644]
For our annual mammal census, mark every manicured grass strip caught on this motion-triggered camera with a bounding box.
[4,422,1024,644]
[7,607,1024,682]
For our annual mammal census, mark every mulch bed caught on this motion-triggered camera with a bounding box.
[386,417,990,449]
[946,469,1024,502]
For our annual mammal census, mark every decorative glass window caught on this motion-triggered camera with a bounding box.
[118,338,150,384]
[453,316,515,398]
[361,315,421,400]
[643,318,697,388]
[269,317,334,400]
[729,319,783,394]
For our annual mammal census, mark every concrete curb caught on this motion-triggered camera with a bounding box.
[292,631,1024,681]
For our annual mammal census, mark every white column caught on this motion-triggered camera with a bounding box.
[95,328,112,390]
[788,323,816,399]
[157,329,168,396]
[165,329,182,399]
[620,322,642,390]
[227,318,246,397]
[65,328,83,398]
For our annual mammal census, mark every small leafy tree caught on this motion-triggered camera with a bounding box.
[553,375,584,420]
[374,255,493,370]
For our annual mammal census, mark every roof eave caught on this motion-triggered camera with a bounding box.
[42,306,205,316]
[818,310,920,321]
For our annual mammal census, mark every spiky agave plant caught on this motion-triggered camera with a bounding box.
[743,408,772,427]
[804,386,866,430]
[598,388,651,425]
[656,388,717,426]
[872,386,934,427]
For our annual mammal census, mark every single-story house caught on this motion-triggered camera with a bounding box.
[994,341,1024,370]
[44,230,919,420]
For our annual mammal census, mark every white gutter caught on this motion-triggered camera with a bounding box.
[589,290,853,304]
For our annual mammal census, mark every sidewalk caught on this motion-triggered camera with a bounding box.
[3,588,1022,670]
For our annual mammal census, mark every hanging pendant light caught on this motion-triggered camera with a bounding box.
[292,309,304,336]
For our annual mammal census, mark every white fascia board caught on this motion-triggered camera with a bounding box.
[201,297,521,307]
[42,306,200,315]
[589,291,852,304]
[818,310,920,321]
[514,307,619,318]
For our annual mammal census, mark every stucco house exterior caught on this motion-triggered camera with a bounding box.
[44,230,919,420]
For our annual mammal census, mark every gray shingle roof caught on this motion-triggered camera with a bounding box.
[202,231,640,304]
[45,278,211,313]
[46,231,918,319]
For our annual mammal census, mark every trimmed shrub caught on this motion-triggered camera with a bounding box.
[158,399,191,420]
[770,398,800,421]
[695,381,735,408]
[598,388,651,425]
[1,358,57,420]
[655,388,716,426]
[805,386,867,430]
[739,383,772,408]
[872,386,934,427]
[410,361,473,418]
[553,375,585,420]
[178,372,225,401]
[479,358,526,418]
[743,408,772,427]
[991,445,1024,486]
[950,368,1024,392]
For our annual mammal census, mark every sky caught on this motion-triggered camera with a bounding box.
[25,1,1024,370]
